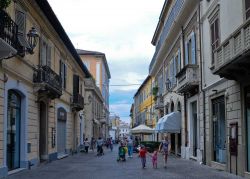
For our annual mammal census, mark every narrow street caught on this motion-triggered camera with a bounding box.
[7,145,242,179]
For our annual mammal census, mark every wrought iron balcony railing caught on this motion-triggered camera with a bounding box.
[149,0,184,72]
[0,9,18,59]
[33,65,62,99]
[71,93,84,111]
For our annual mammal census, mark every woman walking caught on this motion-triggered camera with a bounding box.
[84,138,90,153]
[158,135,170,168]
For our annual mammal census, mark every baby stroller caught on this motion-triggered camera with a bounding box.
[117,146,126,162]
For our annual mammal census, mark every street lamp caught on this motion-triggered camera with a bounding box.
[27,27,39,54]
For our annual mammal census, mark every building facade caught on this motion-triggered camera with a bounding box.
[109,115,120,140]
[84,78,105,140]
[147,0,250,177]
[77,49,111,139]
[0,0,90,177]
[133,76,155,128]
[200,0,250,176]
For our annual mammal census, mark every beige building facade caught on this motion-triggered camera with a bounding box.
[84,78,105,140]
[77,49,111,139]
[148,0,250,177]
[0,0,90,177]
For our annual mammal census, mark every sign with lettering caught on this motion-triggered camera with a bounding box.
[57,107,67,121]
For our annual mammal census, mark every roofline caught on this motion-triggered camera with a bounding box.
[151,0,171,45]
[134,75,151,97]
[35,0,91,78]
[77,49,111,79]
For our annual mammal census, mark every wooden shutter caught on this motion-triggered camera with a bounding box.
[178,49,181,72]
[64,64,67,89]
[173,56,177,85]
[59,60,64,87]
[16,10,25,35]
[47,45,51,67]
[73,74,79,95]
[191,32,196,64]
[185,41,188,66]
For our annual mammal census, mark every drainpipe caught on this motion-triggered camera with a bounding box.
[198,1,206,165]
[181,27,188,148]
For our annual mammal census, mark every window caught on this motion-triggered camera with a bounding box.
[246,0,250,20]
[15,8,30,54]
[176,49,181,73]
[185,32,196,66]
[60,60,67,89]
[210,17,220,65]
[40,38,51,67]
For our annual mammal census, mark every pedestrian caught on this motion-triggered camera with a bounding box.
[158,135,170,168]
[150,148,158,169]
[84,138,90,153]
[127,136,133,158]
[90,137,95,151]
[138,145,147,169]
[96,137,104,156]
[110,137,113,152]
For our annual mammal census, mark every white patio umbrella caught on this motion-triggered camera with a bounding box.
[130,124,154,134]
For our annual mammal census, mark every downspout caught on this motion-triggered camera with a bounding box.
[181,27,188,147]
[198,1,206,165]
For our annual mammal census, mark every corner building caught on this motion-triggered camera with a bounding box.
[0,0,90,177]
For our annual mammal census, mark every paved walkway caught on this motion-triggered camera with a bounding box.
[7,145,242,179]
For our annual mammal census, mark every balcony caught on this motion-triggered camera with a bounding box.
[71,93,84,111]
[33,65,62,99]
[176,65,199,93]
[155,94,164,110]
[212,19,250,81]
[0,9,18,59]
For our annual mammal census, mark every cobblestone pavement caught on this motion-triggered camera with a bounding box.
[7,145,242,179]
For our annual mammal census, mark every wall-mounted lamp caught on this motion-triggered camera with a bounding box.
[26,27,39,54]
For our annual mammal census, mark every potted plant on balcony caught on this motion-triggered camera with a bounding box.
[152,86,158,101]
[0,0,11,10]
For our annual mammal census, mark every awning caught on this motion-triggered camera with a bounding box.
[130,124,154,134]
[155,112,181,133]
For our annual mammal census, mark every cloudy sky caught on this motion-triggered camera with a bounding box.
[47,0,164,123]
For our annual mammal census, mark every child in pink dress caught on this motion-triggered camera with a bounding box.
[151,148,158,169]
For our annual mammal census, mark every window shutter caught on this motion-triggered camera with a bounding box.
[47,45,51,67]
[185,41,189,66]
[16,10,25,35]
[64,64,67,89]
[60,60,64,87]
[173,57,176,85]
[178,49,181,72]
[191,32,196,64]
[73,74,79,95]
[41,41,47,66]
[39,38,43,66]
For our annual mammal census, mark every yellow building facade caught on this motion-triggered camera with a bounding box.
[133,76,155,128]
[0,0,90,176]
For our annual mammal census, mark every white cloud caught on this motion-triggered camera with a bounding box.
[47,0,164,121]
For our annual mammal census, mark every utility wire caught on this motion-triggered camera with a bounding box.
[97,83,142,86]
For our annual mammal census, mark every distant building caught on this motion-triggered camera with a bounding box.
[118,122,130,138]
[77,49,111,138]
[109,115,120,140]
